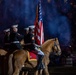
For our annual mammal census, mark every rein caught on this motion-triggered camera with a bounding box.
[54,41,59,51]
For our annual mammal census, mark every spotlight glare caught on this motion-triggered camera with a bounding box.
[48,0,51,3]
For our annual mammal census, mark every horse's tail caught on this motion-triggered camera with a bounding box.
[8,54,13,75]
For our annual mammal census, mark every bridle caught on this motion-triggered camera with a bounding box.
[53,40,59,53]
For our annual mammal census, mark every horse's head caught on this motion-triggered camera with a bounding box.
[0,49,7,56]
[52,38,61,56]
[41,38,61,56]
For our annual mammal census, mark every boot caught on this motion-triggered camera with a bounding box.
[36,55,45,70]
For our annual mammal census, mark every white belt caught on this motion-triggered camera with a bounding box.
[12,41,20,43]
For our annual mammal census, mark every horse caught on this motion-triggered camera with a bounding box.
[0,49,8,75]
[8,38,61,75]
[0,48,17,75]
[0,39,24,75]
[0,49,7,56]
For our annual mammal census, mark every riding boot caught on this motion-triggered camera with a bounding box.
[36,55,45,70]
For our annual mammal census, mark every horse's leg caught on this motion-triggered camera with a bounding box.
[39,69,43,75]
[13,59,25,75]
[24,71,28,75]
[34,70,38,75]
[13,55,27,75]
[8,54,13,75]
[19,70,24,75]
[13,60,20,75]
[22,72,24,75]
[20,71,28,75]
[43,65,49,75]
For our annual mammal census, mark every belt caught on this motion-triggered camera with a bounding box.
[12,41,20,43]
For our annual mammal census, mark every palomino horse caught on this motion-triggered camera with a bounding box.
[8,38,61,75]
[0,49,7,56]
[0,49,8,75]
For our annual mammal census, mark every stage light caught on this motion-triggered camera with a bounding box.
[48,0,51,3]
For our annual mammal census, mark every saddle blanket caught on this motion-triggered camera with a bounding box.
[28,50,37,61]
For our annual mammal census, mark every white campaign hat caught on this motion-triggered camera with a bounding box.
[29,25,35,29]
[24,27,29,31]
[12,24,18,28]
[4,28,10,32]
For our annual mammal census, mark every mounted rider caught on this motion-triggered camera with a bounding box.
[24,27,29,43]
[23,27,29,49]
[3,28,10,51]
[10,25,23,52]
[24,25,45,70]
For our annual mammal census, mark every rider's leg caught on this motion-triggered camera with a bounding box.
[35,47,45,70]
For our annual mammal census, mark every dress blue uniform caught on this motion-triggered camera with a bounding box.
[24,28,29,44]
[10,25,23,52]
[25,26,45,70]
[3,29,10,51]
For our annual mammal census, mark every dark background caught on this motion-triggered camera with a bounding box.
[0,0,76,50]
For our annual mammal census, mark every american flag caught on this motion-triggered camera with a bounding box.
[34,0,44,45]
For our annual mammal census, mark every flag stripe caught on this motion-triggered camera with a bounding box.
[34,0,44,45]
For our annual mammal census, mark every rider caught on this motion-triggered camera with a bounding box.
[3,28,10,51]
[10,25,23,52]
[24,28,29,44]
[26,25,45,70]
[24,27,29,49]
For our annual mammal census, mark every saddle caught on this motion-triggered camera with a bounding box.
[27,50,37,61]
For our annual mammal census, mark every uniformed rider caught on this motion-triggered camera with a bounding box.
[26,26,45,70]
[10,25,23,51]
[24,28,29,44]
[3,28,10,51]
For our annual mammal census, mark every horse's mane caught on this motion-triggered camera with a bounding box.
[41,39,55,52]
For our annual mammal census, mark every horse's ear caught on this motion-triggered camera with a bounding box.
[55,38,58,41]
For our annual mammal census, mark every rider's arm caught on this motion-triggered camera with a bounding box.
[34,44,41,47]
[17,33,24,41]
